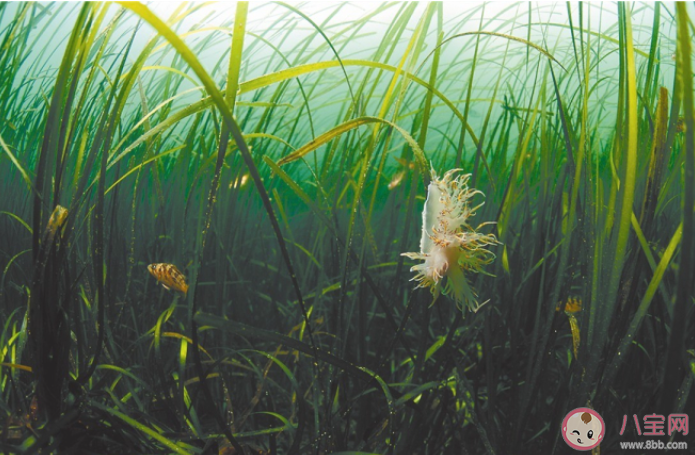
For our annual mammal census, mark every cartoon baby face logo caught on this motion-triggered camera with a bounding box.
[561,407,604,451]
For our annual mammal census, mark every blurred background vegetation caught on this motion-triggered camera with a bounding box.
[0,2,693,453]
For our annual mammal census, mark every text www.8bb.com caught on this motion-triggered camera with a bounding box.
[619,440,688,450]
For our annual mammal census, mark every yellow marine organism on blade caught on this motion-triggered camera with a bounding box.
[401,168,500,312]
[148,263,188,296]
[556,297,582,313]
[43,205,68,246]
[567,313,581,360]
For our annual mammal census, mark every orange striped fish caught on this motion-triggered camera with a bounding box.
[147,263,188,296]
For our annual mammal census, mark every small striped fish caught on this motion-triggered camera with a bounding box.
[147,263,188,296]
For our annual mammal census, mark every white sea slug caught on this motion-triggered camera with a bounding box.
[402,168,499,312]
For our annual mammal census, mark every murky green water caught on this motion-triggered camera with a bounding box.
[0,2,693,453]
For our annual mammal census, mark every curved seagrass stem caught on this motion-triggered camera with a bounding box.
[116,3,321,452]
[114,0,319,367]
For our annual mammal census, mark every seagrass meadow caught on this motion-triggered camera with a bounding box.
[0,1,694,453]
